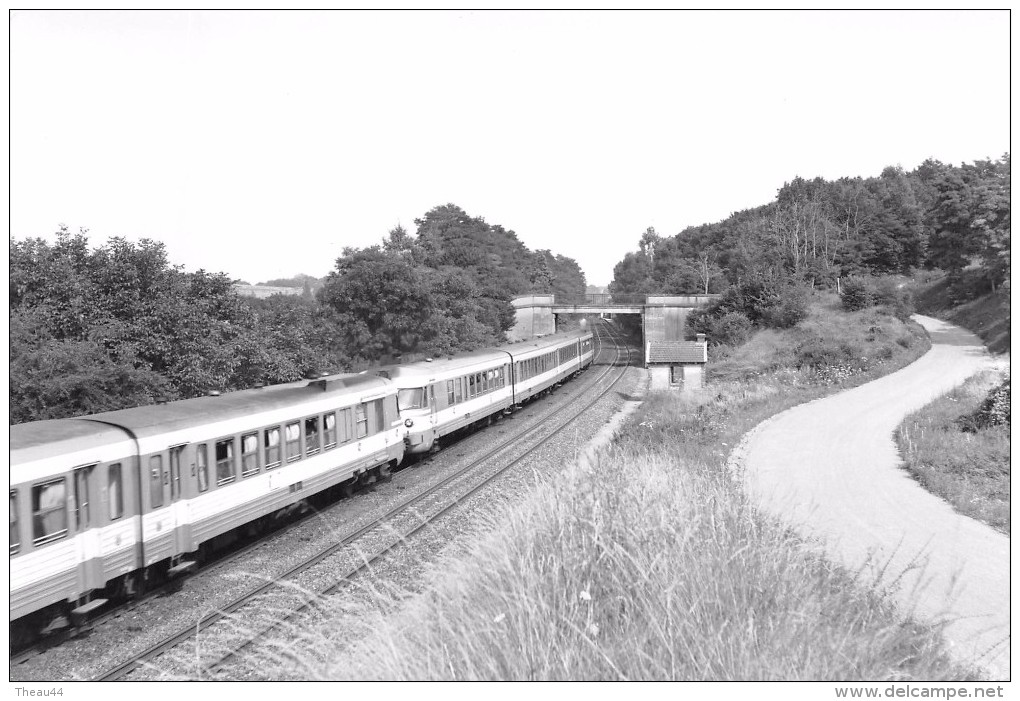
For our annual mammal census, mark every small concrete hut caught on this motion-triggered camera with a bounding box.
[646,334,708,391]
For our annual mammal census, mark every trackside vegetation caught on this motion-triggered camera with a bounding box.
[895,371,1010,535]
[243,295,977,680]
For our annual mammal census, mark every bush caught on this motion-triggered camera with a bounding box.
[873,277,915,321]
[760,284,808,328]
[708,312,752,347]
[794,335,859,369]
[697,277,809,334]
[684,306,714,338]
[841,277,874,311]
[959,377,1011,432]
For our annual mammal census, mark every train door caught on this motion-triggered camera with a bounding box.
[428,384,438,441]
[72,464,104,590]
[168,444,190,555]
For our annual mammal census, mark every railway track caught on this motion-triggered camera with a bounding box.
[56,321,629,680]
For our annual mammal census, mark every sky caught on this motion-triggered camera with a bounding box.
[9,10,1011,287]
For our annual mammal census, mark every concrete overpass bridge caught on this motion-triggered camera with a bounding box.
[509,293,719,364]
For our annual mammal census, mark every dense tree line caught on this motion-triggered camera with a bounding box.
[319,204,586,363]
[10,205,585,424]
[9,229,347,423]
[611,155,1010,297]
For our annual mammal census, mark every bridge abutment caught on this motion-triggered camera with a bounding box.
[509,295,556,341]
[510,294,717,362]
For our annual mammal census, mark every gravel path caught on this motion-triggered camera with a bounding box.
[737,315,1009,679]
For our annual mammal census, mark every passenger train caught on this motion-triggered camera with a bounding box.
[10,328,594,638]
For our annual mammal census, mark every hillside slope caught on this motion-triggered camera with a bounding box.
[914,275,1009,353]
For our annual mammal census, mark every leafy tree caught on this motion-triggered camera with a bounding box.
[926,155,1010,291]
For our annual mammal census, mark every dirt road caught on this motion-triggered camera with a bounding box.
[736,315,1009,679]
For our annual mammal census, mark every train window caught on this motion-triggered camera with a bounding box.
[468,374,475,397]
[372,399,385,433]
[285,423,301,462]
[355,404,368,438]
[324,413,337,449]
[10,491,19,555]
[447,380,455,405]
[109,463,123,520]
[196,445,210,492]
[398,388,426,410]
[216,440,236,484]
[265,428,281,468]
[31,479,68,546]
[241,433,260,476]
[305,417,320,455]
[455,378,463,403]
[150,456,164,508]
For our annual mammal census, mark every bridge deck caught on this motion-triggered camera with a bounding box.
[551,305,644,314]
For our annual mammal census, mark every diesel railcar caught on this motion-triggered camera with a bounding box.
[379,329,595,454]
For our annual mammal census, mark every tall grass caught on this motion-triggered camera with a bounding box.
[227,300,968,680]
[895,371,1011,534]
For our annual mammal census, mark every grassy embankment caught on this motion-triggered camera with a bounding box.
[895,371,1010,535]
[912,271,1010,354]
[257,293,977,680]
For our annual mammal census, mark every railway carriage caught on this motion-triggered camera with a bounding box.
[10,373,404,636]
[507,329,594,404]
[11,420,139,626]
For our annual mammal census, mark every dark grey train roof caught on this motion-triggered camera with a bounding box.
[11,418,129,454]
[82,373,390,439]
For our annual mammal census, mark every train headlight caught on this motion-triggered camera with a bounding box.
[404,418,414,428]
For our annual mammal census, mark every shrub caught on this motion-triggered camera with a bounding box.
[700,277,809,332]
[873,277,915,321]
[841,277,874,311]
[760,284,808,328]
[794,335,858,369]
[959,377,1011,432]
[708,312,752,347]
[684,306,714,338]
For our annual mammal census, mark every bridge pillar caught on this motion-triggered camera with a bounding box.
[641,296,713,365]
[509,295,556,341]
